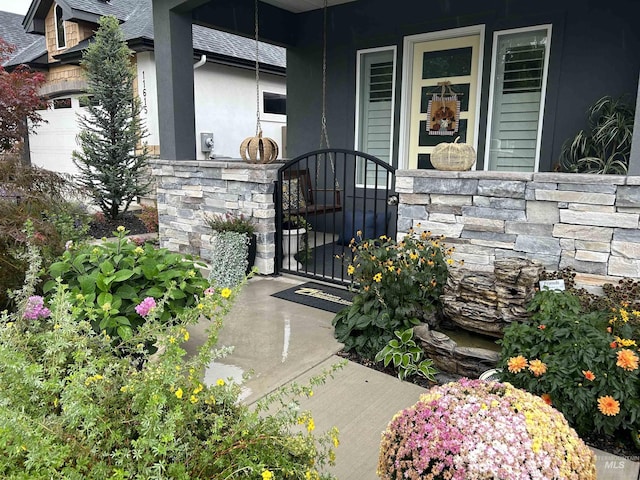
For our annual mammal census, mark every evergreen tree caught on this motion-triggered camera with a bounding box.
[73,16,150,220]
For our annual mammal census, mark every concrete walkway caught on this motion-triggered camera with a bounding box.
[187,276,639,480]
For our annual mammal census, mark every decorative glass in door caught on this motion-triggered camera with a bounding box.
[408,35,481,169]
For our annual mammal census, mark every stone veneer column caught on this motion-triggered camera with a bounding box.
[151,159,281,275]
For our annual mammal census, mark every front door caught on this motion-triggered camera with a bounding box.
[407,34,482,169]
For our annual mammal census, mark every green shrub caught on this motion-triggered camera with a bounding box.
[332,228,452,359]
[44,227,209,344]
[0,246,339,479]
[209,231,250,289]
[498,289,640,443]
[0,160,90,311]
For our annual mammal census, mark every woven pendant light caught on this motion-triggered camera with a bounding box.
[240,130,279,163]
[240,0,279,164]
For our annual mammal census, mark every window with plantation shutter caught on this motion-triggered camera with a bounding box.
[355,48,396,186]
[485,26,551,172]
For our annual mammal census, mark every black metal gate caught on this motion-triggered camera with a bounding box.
[276,149,397,285]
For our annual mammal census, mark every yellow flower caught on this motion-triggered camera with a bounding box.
[101,302,111,312]
[117,226,125,232]
[193,383,204,394]
[134,246,144,255]
[181,328,190,341]
[221,288,232,298]
[197,303,204,310]
[507,355,528,373]
[169,336,176,344]
[190,395,199,404]
[373,272,382,283]
[409,252,419,260]
[347,265,355,275]
[261,470,273,480]
[616,349,639,371]
[615,336,637,347]
[598,395,620,416]
[175,388,183,399]
[216,378,225,386]
[307,417,315,432]
[528,359,547,377]
[446,258,454,265]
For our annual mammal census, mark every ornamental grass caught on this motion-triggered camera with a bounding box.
[378,379,596,480]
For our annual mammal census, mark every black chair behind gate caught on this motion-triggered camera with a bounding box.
[276,149,397,286]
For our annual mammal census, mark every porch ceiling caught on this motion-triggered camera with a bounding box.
[260,0,357,13]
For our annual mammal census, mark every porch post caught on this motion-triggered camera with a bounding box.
[152,0,196,160]
[628,72,640,175]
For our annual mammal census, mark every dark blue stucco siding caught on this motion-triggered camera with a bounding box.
[284,0,640,171]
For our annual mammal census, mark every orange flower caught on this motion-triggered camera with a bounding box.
[616,349,639,371]
[598,395,620,416]
[541,393,552,405]
[528,359,547,377]
[582,370,596,381]
[538,324,546,330]
[507,356,528,374]
[610,341,618,349]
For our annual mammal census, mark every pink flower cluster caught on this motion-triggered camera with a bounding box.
[378,379,596,480]
[23,296,51,320]
[135,297,156,317]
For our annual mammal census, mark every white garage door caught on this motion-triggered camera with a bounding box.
[30,95,84,175]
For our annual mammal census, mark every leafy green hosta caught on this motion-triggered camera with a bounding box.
[44,228,208,343]
[375,328,436,381]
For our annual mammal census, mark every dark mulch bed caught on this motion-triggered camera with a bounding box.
[337,349,640,459]
[88,211,150,239]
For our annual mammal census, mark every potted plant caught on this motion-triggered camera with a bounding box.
[205,212,256,287]
[281,214,312,269]
[558,95,635,174]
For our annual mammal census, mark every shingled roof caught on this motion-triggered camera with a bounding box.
[0,10,44,65]
[5,0,285,70]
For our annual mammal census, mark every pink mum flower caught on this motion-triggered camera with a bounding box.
[135,297,156,317]
[23,296,51,320]
[204,287,215,296]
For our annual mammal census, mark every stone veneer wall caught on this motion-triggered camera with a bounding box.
[151,159,280,275]
[396,170,640,283]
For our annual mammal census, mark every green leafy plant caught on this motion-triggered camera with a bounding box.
[0,244,339,479]
[0,160,90,311]
[498,289,640,444]
[44,227,208,343]
[559,95,635,174]
[374,328,436,381]
[332,227,452,359]
[205,211,255,236]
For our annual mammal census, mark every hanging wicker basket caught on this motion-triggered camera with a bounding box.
[240,130,279,164]
[430,136,476,171]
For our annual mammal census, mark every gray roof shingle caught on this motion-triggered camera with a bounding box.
[6,0,285,69]
[0,10,43,64]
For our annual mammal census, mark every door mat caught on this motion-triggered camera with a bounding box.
[271,282,354,314]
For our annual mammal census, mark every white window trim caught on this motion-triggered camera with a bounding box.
[354,46,397,189]
[55,4,67,50]
[483,24,552,172]
[398,25,485,170]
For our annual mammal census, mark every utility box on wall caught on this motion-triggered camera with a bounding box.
[200,132,214,153]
